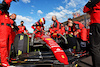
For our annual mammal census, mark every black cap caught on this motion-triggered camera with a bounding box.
[21,21,24,23]
[68,18,72,21]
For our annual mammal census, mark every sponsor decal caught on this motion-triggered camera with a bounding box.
[54,48,64,53]
[61,55,65,58]
[12,61,18,63]
[53,33,57,35]
[20,35,24,40]
[24,59,40,61]
[51,46,60,48]
[46,38,52,40]
[5,15,8,19]
[46,40,60,48]
[89,33,92,35]
[5,15,7,17]
[24,59,28,61]
[22,27,24,30]
[18,50,22,55]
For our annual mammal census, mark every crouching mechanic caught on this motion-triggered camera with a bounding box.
[67,18,87,51]
[31,17,45,35]
[0,0,18,66]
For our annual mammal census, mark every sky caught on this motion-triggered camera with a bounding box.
[0,0,88,32]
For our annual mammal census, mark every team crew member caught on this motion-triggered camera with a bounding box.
[17,21,27,34]
[83,0,100,67]
[9,13,19,59]
[10,13,19,43]
[61,23,65,35]
[31,17,45,35]
[48,25,53,35]
[67,18,87,51]
[67,18,87,41]
[65,23,69,35]
[52,15,61,34]
[0,0,16,66]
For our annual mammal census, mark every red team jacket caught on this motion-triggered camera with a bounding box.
[83,0,100,25]
[17,25,26,34]
[53,20,62,34]
[68,21,87,41]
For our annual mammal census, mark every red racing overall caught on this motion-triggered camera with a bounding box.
[17,25,26,34]
[0,0,13,66]
[68,21,87,41]
[48,27,53,35]
[83,0,100,67]
[32,21,44,35]
[53,20,61,33]
[31,18,45,36]
[61,26,65,35]
[52,20,62,38]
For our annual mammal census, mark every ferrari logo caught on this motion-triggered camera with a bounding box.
[5,15,7,17]
[61,55,65,58]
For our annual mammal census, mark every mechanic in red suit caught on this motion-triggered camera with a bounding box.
[67,18,87,51]
[83,0,100,67]
[67,18,87,41]
[51,15,62,38]
[65,23,69,35]
[10,13,19,43]
[9,13,19,59]
[52,15,61,34]
[17,21,27,34]
[31,18,45,35]
[48,25,53,35]
[61,23,65,35]
[0,0,17,66]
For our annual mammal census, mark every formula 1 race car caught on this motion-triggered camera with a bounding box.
[9,34,78,67]
[7,25,90,67]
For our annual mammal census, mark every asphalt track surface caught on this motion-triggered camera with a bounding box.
[78,56,93,67]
